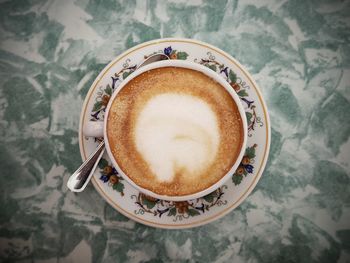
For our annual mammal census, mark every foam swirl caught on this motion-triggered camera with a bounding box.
[134,93,220,182]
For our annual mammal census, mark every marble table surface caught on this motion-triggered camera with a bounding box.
[0,0,349,262]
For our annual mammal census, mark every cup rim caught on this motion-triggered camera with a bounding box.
[103,60,248,201]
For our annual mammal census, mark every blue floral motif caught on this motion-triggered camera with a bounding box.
[91,111,100,120]
[111,76,119,90]
[164,46,172,56]
[241,98,254,108]
[220,66,229,77]
[100,175,109,182]
[244,164,254,173]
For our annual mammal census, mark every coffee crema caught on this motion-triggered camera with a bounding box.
[107,67,244,196]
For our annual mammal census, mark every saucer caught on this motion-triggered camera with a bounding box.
[79,38,271,229]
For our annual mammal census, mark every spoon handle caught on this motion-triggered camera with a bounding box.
[67,140,105,192]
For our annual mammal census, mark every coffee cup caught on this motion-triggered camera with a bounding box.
[84,60,247,201]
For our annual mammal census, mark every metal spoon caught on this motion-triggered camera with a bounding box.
[67,53,169,192]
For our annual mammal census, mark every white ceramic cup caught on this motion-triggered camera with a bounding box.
[84,60,248,201]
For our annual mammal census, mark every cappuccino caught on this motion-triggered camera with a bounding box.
[107,67,244,196]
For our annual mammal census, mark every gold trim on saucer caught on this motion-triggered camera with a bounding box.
[78,38,271,229]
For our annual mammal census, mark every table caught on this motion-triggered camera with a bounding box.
[0,0,349,262]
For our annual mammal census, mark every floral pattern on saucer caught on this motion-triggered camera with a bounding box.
[131,187,227,222]
[98,158,125,196]
[79,39,270,228]
[232,144,257,185]
[92,47,261,218]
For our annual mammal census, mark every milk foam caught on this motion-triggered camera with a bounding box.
[134,93,220,182]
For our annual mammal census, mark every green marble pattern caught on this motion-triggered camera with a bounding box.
[0,0,349,262]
